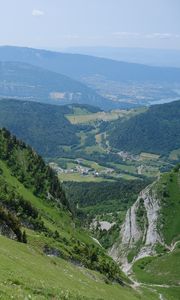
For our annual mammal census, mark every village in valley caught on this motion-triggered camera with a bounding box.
[49,158,115,181]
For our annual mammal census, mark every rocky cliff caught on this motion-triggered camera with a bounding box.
[110,166,180,274]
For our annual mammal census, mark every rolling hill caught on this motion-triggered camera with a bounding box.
[107,100,180,156]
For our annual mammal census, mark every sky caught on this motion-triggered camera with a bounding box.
[0,0,180,49]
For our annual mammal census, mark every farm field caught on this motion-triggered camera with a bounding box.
[66,110,129,124]
[139,152,160,161]
[58,172,114,182]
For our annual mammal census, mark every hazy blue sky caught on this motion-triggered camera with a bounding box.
[0,0,180,49]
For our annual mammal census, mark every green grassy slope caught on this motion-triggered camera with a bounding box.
[0,235,159,300]
[133,247,180,285]
[157,164,180,245]
[133,248,180,300]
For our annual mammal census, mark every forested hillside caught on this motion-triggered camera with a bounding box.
[64,179,149,217]
[0,127,69,208]
[0,99,80,157]
[108,100,180,155]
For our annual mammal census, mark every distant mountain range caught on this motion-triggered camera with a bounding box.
[0,61,119,110]
[1,46,180,109]
[64,47,180,68]
[0,46,180,83]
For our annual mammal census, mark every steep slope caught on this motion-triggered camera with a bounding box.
[0,235,160,300]
[110,165,180,275]
[0,129,166,299]
[0,128,163,299]
[1,128,145,298]
[0,61,115,110]
[108,100,180,156]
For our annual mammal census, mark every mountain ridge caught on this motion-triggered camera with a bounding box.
[1,46,180,83]
[0,61,117,110]
[1,46,180,109]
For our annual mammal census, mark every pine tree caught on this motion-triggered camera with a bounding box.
[22,230,27,244]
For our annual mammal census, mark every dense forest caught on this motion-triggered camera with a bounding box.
[108,100,180,155]
[0,99,80,157]
[64,179,150,217]
[63,179,151,250]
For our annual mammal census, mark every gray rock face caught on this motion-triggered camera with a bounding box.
[142,187,162,246]
[109,182,163,273]
[121,199,142,246]
[0,223,16,240]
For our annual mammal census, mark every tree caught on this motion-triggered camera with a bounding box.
[22,230,27,244]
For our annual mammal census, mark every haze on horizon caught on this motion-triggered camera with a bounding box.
[0,0,180,50]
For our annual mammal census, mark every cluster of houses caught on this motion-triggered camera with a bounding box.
[49,159,114,178]
[118,151,139,161]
